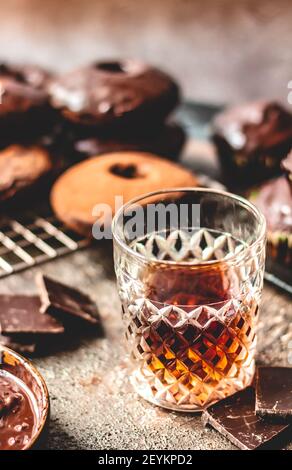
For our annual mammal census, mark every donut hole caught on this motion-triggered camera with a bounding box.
[96,62,126,74]
[110,163,144,179]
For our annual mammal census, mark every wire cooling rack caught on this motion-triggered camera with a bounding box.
[0,209,89,278]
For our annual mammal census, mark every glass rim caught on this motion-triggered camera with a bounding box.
[112,187,267,267]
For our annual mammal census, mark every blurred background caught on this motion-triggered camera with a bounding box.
[0,0,291,104]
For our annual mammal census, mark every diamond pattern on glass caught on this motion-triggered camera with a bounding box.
[114,226,265,411]
[132,229,245,263]
[121,292,257,409]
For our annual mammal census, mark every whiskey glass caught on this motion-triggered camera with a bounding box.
[112,188,266,412]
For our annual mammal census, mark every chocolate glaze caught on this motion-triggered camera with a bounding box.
[0,371,37,450]
[213,101,292,154]
[48,60,179,128]
[213,101,292,186]
[0,63,56,144]
[0,63,50,117]
[253,176,292,233]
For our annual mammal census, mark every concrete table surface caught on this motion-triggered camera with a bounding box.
[1,243,292,450]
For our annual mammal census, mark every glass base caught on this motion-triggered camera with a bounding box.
[130,360,255,412]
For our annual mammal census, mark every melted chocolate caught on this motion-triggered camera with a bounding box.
[0,371,37,450]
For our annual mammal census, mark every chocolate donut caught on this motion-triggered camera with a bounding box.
[0,145,53,203]
[212,101,292,187]
[51,152,198,237]
[71,123,186,161]
[0,63,53,141]
[48,60,180,129]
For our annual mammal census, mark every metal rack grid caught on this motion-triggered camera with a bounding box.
[0,210,89,278]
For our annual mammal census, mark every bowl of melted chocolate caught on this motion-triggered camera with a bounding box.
[0,346,49,450]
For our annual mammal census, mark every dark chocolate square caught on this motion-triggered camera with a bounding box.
[37,274,99,325]
[256,367,292,420]
[0,335,36,354]
[0,295,64,335]
[202,387,290,450]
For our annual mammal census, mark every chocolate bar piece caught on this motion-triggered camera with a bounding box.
[202,387,289,450]
[37,274,99,325]
[0,295,64,335]
[0,334,36,354]
[256,367,292,420]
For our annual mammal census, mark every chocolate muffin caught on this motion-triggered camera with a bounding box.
[213,101,292,187]
[48,60,180,130]
[70,123,185,161]
[251,176,292,267]
[281,150,292,188]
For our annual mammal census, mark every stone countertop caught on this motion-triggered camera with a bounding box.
[1,244,292,450]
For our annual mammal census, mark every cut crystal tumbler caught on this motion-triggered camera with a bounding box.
[112,188,266,411]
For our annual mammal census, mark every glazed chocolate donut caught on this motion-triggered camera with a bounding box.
[0,63,53,141]
[51,152,198,237]
[48,60,180,129]
[72,123,186,161]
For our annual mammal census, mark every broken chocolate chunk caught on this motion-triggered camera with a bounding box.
[0,295,64,335]
[0,335,36,355]
[37,274,99,325]
[256,367,292,420]
[202,387,290,450]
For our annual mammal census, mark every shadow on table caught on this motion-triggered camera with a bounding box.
[28,316,105,359]
[44,420,86,450]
